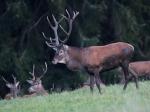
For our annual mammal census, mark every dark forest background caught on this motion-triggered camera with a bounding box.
[0,0,150,98]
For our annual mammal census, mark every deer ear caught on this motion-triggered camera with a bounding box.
[16,82,20,87]
[53,47,57,51]
[26,80,33,84]
[39,80,42,84]
[6,84,13,88]
[63,45,68,50]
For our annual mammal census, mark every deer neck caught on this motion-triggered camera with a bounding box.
[10,89,18,98]
[65,46,83,71]
[35,84,47,95]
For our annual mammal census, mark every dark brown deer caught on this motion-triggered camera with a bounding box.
[119,61,150,83]
[2,75,20,100]
[26,62,48,96]
[42,9,138,93]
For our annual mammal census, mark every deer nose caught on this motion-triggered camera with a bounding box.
[52,60,57,64]
[28,87,35,93]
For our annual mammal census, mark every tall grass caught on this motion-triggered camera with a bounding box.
[0,81,150,112]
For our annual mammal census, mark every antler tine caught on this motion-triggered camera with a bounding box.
[12,74,17,84]
[59,25,68,35]
[43,32,59,43]
[59,10,71,21]
[43,62,48,75]
[45,41,56,48]
[29,64,36,80]
[52,15,58,27]
[39,62,47,79]
[47,16,54,29]
[2,76,9,84]
[58,15,65,23]
[32,64,36,80]
[72,11,79,20]
[65,9,71,19]
[42,32,57,48]
[42,32,51,40]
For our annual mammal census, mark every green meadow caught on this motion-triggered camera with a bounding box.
[0,81,150,112]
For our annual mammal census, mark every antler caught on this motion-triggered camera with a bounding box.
[42,32,56,48]
[2,75,19,85]
[29,64,36,80]
[39,62,48,79]
[42,15,64,49]
[29,63,47,80]
[12,74,17,84]
[2,76,9,84]
[43,9,79,49]
[59,9,79,43]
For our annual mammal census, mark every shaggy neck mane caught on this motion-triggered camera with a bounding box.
[67,46,82,61]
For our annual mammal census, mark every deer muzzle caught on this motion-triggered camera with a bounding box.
[28,87,36,93]
[52,59,57,64]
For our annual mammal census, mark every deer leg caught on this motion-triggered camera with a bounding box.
[119,70,125,84]
[133,76,139,89]
[129,68,139,89]
[89,75,95,93]
[121,62,130,90]
[123,74,129,90]
[94,72,102,94]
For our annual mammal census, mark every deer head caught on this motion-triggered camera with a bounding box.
[42,9,79,64]
[27,62,47,94]
[2,75,20,98]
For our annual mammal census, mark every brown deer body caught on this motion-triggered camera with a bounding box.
[53,42,133,72]
[26,62,48,97]
[43,10,138,93]
[2,75,20,100]
[4,93,14,100]
[23,86,48,98]
[119,61,150,83]
[129,61,150,76]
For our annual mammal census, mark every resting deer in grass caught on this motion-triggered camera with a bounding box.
[2,75,20,100]
[42,9,138,93]
[119,61,150,83]
[26,62,48,96]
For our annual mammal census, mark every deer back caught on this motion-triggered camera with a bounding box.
[129,61,150,76]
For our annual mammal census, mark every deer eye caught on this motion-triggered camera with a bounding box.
[59,50,63,55]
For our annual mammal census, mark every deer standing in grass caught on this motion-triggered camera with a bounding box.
[26,62,48,96]
[119,61,150,83]
[2,75,20,100]
[42,9,138,93]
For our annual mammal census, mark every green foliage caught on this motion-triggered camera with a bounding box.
[0,81,150,112]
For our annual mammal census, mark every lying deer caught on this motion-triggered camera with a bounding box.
[119,61,150,83]
[2,75,20,100]
[25,62,48,97]
[42,9,138,93]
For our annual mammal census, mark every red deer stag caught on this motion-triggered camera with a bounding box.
[2,75,20,100]
[119,61,150,83]
[26,62,48,96]
[42,9,138,93]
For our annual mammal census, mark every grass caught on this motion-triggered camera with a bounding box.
[0,81,150,112]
